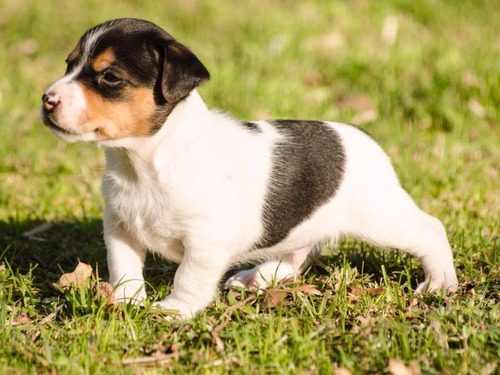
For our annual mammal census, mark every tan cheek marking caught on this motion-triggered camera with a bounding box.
[92,47,116,72]
[79,85,157,140]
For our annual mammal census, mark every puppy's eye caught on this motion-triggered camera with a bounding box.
[101,72,122,85]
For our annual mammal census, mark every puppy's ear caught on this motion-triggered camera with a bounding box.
[161,41,210,103]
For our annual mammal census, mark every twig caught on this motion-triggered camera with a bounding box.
[122,351,185,366]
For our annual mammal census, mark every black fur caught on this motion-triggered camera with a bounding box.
[240,121,262,133]
[66,18,210,133]
[255,120,345,249]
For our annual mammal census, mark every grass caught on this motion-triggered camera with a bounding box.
[0,0,499,373]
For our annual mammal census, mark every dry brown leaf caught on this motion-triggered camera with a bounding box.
[57,260,93,289]
[365,287,385,296]
[262,288,286,308]
[388,358,421,375]
[97,281,115,302]
[287,284,322,296]
[12,311,31,326]
[349,286,385,299]
[263,284,321,308]
[349,286,362,298]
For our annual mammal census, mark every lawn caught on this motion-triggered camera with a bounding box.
[0,0,499,374]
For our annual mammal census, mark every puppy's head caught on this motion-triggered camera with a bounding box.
[41,18,209,143]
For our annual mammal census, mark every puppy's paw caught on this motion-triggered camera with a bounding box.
[113,284,147,305]
[415,273,459,294]
[152,296,197,320]
[226,261,296,291]
[225,268,270,290]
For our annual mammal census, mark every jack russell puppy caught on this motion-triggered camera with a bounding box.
[41,18,458,318]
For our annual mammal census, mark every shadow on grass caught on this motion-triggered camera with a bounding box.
[0,219,423,302]
[0,219,107,284]
[0,219,179,300]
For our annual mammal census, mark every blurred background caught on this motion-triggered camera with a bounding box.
[0,2,499,373]
[0,0,498,272]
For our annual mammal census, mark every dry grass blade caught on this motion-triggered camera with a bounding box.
[122,351,185,366]
[39,304,63,325]
[211,295,256,352]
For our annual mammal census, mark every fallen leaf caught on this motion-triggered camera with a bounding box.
[262,288,286,308]
[97,281,115,302]
[365,287,385,296]
[12,311,31,326]
[349,286,362,298]
[263,284,321,308]
[388,358,421,375]
[288,284,322,296]
[57,260,93,289]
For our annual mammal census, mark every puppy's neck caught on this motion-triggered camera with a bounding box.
[103,90,211,175]
[102,90,208,148]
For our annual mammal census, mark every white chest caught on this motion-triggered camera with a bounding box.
[102,164,185,262]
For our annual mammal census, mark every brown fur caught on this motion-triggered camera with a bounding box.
[67,42,81,64]
[79,85,157,140]
[92,48,116,72]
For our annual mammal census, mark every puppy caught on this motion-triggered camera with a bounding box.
[41,18,458,318]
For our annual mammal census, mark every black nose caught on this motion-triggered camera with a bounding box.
[42,92,60,112]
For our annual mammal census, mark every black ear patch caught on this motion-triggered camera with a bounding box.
[161,41,210,103]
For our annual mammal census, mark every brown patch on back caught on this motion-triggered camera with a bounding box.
[78,84,157,140]
[92,47,116,72]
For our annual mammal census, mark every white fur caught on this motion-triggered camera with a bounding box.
[98,90,458,318]
[43,74,98,143]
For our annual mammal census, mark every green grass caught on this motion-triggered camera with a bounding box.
[1,0,499,373]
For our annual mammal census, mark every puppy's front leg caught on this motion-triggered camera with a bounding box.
[154,243,230,318]
[104,208,147,304]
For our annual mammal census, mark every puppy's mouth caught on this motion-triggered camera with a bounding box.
[40,108,74,135]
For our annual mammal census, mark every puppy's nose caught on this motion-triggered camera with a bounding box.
[42,92,60,112]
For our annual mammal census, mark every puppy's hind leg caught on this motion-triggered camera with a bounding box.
[346,187,458,293]
[225,245,314,290]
